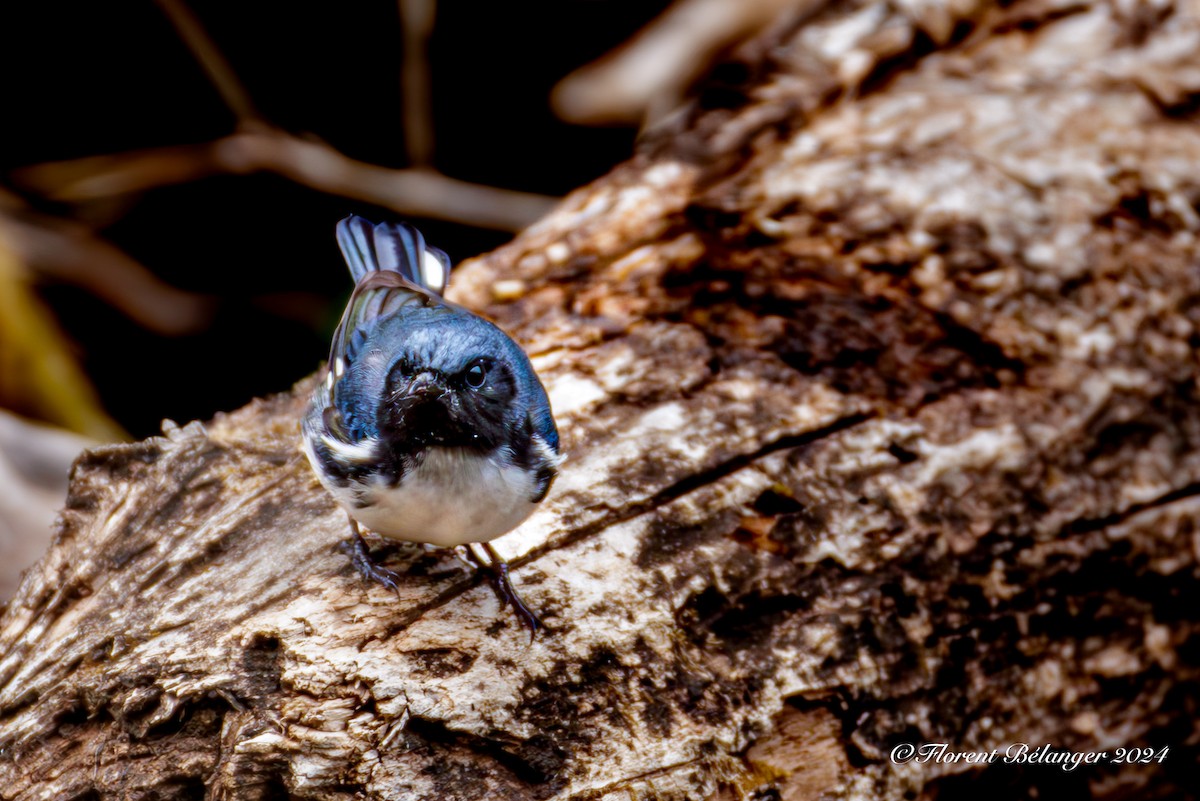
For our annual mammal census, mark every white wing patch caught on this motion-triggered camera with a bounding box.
[320,435,380,463]
[532,433,564,468]
[421,249,447,294]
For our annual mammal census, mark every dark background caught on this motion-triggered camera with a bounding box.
[3,1,670,437]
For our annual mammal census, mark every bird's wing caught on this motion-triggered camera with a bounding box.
[313,272,441,443]
[323,271,441,394]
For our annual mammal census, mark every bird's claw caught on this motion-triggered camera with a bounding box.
[491,560,542,641]
[462,543,542,641]
[342,524,403,597]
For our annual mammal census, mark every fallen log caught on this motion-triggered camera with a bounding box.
[3,0,1199,798]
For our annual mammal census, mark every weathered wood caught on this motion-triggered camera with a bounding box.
[3,0,1200,798]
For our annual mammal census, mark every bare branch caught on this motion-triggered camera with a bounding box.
[152,0,266,127]
[0,190,216,337]
[399,0,437,167]
[13,131,558,232]
[552,0,805,125]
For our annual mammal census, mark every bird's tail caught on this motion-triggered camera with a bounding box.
[335,214,452,296]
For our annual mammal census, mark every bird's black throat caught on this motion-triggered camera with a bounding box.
[378,391,498,463]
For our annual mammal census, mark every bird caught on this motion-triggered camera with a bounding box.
[301,214,561,635]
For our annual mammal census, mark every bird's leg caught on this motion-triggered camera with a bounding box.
[462,543,541,639]
[341,516,402,595]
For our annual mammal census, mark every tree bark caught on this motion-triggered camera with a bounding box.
[4,0,1200,799]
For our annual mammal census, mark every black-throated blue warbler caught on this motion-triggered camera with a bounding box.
[302,215,560,634]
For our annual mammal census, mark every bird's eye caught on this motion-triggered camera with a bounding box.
[465,361,487,389]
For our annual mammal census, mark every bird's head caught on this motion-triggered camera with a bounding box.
[376,313,524,453]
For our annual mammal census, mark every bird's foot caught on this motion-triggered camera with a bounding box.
[341,524,402,596]
[461,543,542,640]
[488,558,542,640]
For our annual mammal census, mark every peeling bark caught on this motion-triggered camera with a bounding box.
[4,0,1200,799]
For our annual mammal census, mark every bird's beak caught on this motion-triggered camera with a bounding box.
[406,370,443,400]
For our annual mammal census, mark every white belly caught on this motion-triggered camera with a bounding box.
[332,448,538,547]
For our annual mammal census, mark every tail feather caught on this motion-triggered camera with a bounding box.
[336,215,452,295]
